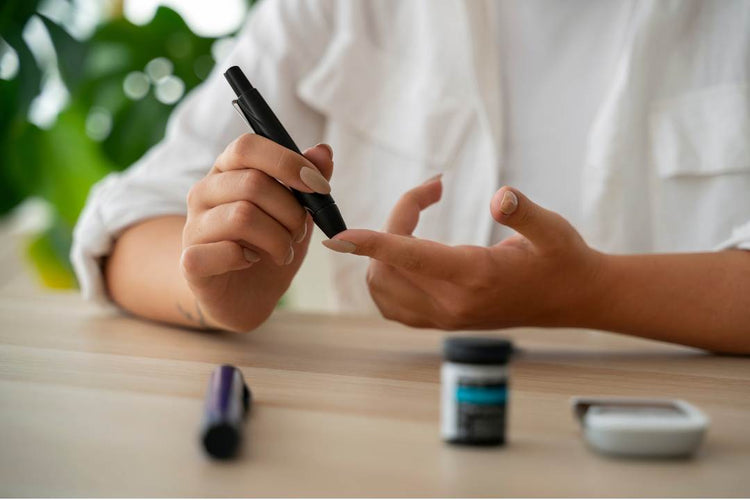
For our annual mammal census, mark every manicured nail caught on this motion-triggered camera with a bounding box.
[243,248,260,263]
[295,222,308,243]
[322,239,356,254]
[500,190,518,215]
[300,166,331,194]
[284,246,295,265]
[423,173,443,185]
[316,143,333,159]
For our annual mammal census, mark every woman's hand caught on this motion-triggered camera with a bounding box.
[322,176,605,329]
[181,135,334,331]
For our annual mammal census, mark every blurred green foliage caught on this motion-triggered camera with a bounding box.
[0,0,250,288]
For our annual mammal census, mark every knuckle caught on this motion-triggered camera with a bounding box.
[186,182,202,209]
[181,214,201,246]
[225,138,242,159]
[390,245,425,274]
[439,297,471,330]
[401,188,419,204]
[180,246,203,276]
[396,190,422,214]
[239,169,266,198]
[401,253,424,273]
[235,132,257,151]
[227,133,256,161]
[228,200,257,227]
[461,249,493,290]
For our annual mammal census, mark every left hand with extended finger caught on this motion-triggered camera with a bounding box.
[322,177,606,330]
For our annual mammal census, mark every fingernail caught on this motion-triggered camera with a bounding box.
[500,190,518,215]
[243,248,260,263]
[295,222,308,243]
[284,246,295,265]
[423,173,443,185]
[316,143,333,159]
[322,239,356,254]
[300,166,331,194]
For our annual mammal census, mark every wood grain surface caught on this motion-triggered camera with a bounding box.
[1,290,749,497]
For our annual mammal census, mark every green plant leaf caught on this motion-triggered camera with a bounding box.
[0,78,29,215]
[0,31,42,117]
[4,104,115,225]
[102,93,173,170]
[34,105,116,225]
[38,14,86,93]
[0,0,41,40]
[0,9,45,218]
[69,6,216,169]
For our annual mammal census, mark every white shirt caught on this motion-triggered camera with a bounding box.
[72,0,750,313]
[492,0,634,243]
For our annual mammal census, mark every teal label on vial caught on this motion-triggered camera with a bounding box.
[456,385,507,405]
[454,380,507,443]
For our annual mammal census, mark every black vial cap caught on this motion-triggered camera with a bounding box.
[444,336,513,365]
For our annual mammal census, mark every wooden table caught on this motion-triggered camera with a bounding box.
[1,291,749,497]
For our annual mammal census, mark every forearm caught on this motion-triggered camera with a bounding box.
[579,249,750,354]
[105,216,208,328]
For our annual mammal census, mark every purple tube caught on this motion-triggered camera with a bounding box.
[200,365,251,459]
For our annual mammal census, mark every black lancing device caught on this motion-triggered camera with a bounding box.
[224,66,347,238]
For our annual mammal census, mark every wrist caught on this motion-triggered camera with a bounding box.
[553,249,615,328]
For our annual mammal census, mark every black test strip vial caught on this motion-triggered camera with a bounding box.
[441,337,513,445]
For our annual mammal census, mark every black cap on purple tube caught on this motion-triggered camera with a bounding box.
[200,365,251,459]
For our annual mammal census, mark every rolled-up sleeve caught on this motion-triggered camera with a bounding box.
[71,0,333,303]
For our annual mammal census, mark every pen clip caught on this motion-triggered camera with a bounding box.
[232,99,251,128]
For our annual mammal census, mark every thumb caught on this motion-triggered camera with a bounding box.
[302,143,334,181]
[490,186,576,250]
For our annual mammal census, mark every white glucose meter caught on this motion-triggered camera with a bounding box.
[571,397,709,457]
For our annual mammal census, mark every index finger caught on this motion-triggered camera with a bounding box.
[214,134,331,194]
[326,229,476,283]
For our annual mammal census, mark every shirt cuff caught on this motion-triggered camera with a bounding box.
[70,174,188,306]
[714,220,750,251]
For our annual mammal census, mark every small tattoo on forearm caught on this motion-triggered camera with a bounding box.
[176,301,194,323]
[177,299,208,328]
[195,300,207,327]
